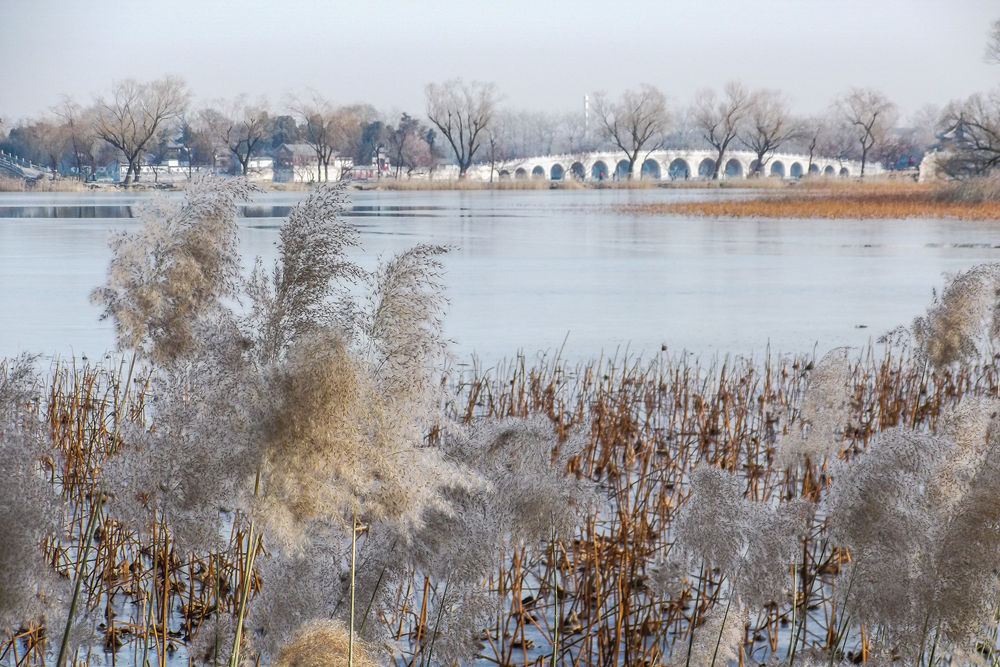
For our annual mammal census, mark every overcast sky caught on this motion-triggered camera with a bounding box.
[2,0,998,125]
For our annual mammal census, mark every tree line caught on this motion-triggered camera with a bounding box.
[3,40,1000,186]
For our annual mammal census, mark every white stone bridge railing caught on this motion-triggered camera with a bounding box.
[457,148,880,182]
[0,150,50,181]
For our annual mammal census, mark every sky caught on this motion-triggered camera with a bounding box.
[1,0,998,125]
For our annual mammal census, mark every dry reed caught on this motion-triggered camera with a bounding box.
[621,180,1000,219]
[10,180,1000,666]
[5,337,1000,665]
[0,176,91,192]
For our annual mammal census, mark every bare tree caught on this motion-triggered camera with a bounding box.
[794,116,829,174]
[93,76,188,186]
[425,79,497,178]
[335,104,377,165]
[177,115,214,177]
[592,84,670,179]
[36,119,68,178]
[741,90,800,176]
[692,81,751,179]
[909,104,942,151]
[399,132,433,178]
[202,96,270,175]
[987,18,1000,64]
[294,98,374,181]
[556,111,597,155]
[387,113,433,178]
[53,97,98,180]
[835,88,897,177]
[483,113,514,182]
[874,129,925,170]
[296,96,338,181]
[937,90,1000,177]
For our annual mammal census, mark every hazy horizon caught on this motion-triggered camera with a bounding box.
[2,0,998,125]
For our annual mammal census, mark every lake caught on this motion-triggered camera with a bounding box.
[1,187,999,366]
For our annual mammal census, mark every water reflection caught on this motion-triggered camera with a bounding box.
[0,205,132,218]
[0,203,473,220]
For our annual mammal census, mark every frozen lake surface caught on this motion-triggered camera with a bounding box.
[2,187,999,366]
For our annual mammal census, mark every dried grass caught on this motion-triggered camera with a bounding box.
[622,180,1000,219]
[0,176,90,192]
[11,178,1000,665]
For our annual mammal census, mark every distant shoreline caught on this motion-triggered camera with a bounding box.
[0,173,896,195]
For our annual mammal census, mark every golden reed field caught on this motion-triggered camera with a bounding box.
[621,178,1000,220]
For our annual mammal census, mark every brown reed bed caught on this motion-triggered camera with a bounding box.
[0,176,91,193]
[8,341,999,666]
[622,180,1000,220]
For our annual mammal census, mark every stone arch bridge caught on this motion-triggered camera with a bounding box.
[468,149,878,182]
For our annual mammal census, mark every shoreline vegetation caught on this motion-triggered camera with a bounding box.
[8,334,1000,665]
[620,178,1000,220]
[0,173,788,193]
[9,173,1000,223]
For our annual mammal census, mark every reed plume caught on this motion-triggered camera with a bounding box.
[912,263,1000,369]
[91,177,259,364]
[824,395,1000,658]
[92,179,487,665]
[673,464,808,610]
[243,524,351,663]
[781,348,854,463]
[243,185,361,364]
[99,322,266,550]
[0,355,66,637]
[274,620,378,667]
[669,596,747,666]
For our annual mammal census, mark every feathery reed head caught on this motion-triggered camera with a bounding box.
[92,176,259,364]
[912,263,1000,369]
[673,463,809,610]
[362,243,451,415]
[670,596,746,666]
[244,184,362,363]
[0,355,66,636]
[672,464,746,576]
[275,619,378,667]
[781,348,854,463]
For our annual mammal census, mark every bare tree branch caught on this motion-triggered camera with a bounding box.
[425,80,497,178]
[93,77,188,186]
[741,90,800,176]
[835,88,897,177]
[592,84,670,179]
[692,81,750,180]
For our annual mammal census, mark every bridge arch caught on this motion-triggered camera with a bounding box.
[839,167,850,177]
[668,158,690,180]
[641,159,661,180]
[569,162,585,180]
[790,162,803,179]
[724,158,744,178]
[591,160,609,180]
[770,161,785,178]
[531,165,545,179]
[498,169,511,180]
[514,167,528,180]
[824,165,835,176]
[614,160,631,179]
[550,164,565,180]
[698,158,716,178]
[808,163,820,175]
